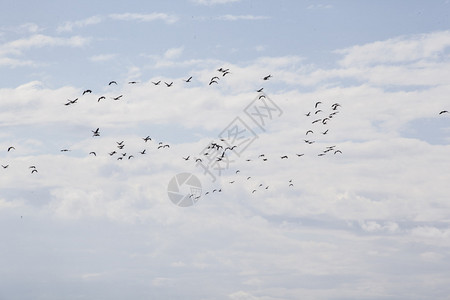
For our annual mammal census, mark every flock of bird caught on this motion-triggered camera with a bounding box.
[1,67,449,202]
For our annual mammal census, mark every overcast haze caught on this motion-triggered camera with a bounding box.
[1,1,450,299]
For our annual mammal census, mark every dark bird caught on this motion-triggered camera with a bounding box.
[296,154,304,157]
[117,145,124,149]
[195,158,202,162]
[7,146,15,152]
[281,155,288,159]
[143,136,152,142]
[31,169,38,173]
[318,153,326,156]
[315,101,322,108]
[439,110,449,115]
[164,82,173,87]
[322,129,329,135]
[117,141,124,145]
[252,190,257,193]
[236,170,241,174]
[1,165,9,169]
[98,96,106,102]
[256,88,264,92]
[89,152,96,156]
[64,98,78,106]
[306,130,313,135]
[60,149,71,152]
[92,128,100,136]
[322,118,329,124]
[263,75,272,80]
[163,144,170,148]
[140,150,146,154]
[109,151,116,156]
[305,112,311,116]
[289,183,294,187]
[184,76,193,82]
[229,181,235,184]
[109,81,117,85]
[222,71,230,76]
[112,95,123,101]
[259,95,266,99]
[315,109,322,114]
[209,80,218,85]
[128,155,134,159]
[117,157,123,160]
[128,81,138,84]
[82,89,92,95]
[29,166,36,169]
[210,76,219,81]
[183,156,190,161]
[312,119,322,124]
[247,176,251,180]
[334,150,342,154]
[331,103,341,110]
[152,81,161,85]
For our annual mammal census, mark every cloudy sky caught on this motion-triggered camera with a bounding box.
[1,0,450,299]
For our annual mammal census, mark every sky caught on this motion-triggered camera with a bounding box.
[1,0,450,299]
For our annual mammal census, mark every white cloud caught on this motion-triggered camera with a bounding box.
[335,30,450,67]
[56,16,104,33]
[307,4,333,10]
[109,12,178,24]
[217,15,270,21]
[0,34,90,56]
[89,53,117,62]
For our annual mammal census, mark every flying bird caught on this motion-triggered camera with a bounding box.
[1,165,9,169]
[165,82,173,87]
[112,95,123,101]
[97,96,106,102]
[152,81,161,85]
[281,155,288,159]
[31,169,38,173]
[128,81,138,84]
[82,89,92,95]
[306,130,313,135]
[89,152,96,156]
[184,76,193,82]
[108,81,117,85]
[64,98,78,106]
[263,75,272,80]
[439,110,449,115]
[256,88,264,92]
[92,128,100,136]
[183,156,190,161]
[7,146,15,152]
[315,101,322,108]
[143,136,152,142]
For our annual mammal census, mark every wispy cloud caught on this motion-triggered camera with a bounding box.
[217,14,270,21]
[307,4,333,10]
[56,16,104,33]
[335,30,450,67]
[89,53,117,62]
[109,13,178,24]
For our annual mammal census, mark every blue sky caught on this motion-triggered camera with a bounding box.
[1,1,450,299]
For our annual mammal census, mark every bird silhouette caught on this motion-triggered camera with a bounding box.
[263,75,272,80]
[281,155,288,159]
[112,95,123,101]
[152,81,161,85]
[1,165,9,169]
[165,82,173,87]
[89,152,96,156]
[109,81,117,85]
[82,89,92,95]
[439,110,448,115]
[7,146,15,152]
[184,76,193,82]
[98,96,106,102]
[64,98,78,106]
[31,169,38,173]
[315,101,322,108]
